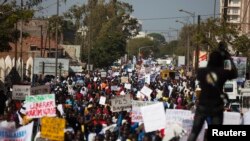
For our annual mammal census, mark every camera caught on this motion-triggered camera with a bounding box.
[218,41,231,60]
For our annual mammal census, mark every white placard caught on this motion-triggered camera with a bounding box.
[99,96,106,105]
[156,89,163,99]
[12,85,31,100]
[124,83,131,90]
[144,74,151,84]
[111,94,131,112]
[223,112,241,125]
[25,94,56,118]
[141,102,166,132]
[101,71,107,78]
[243,110,250,125]
[165,109,205,141]
[140,86,153,98]
[111,85,119,91]
[120,91,125,95]
[0,122,34,141]
[131,100,157,122]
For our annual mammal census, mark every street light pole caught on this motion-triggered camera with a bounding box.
[179,9,195,24]
[176,20,190,70]
[20,0,23,81]
[214,0,217,19]
[55,0,59,78]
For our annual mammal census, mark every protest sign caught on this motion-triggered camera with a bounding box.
[141,102,166,133]
[25,94,56,118]
[111,94,131,112]
[31,85,50,95]
[165,109,205,141]
[156,89,163,99]
[99,96,106,105]
[136,91,145,100]
[101,71,107,78]
[12,85,31,100]
[243,110,250,125]
[0,121,34,141]
[120,91,125,95]
[140,86,153,98]
[144,74,150,84]
[124,83,131,90]
[223,112,241,125]
[121,76,129,83]
[111,85,119,91]
[41,117,66,141]
[131,100,157,122]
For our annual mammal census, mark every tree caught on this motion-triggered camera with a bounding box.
[192,18,238,51]
[233,34,250,57]
[75,0,140,68]
[91,31,126,69]
[0,1,34,51]
[147,33,166,44]
[127,37,155,59]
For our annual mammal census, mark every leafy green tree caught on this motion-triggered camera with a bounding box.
[127,37,155,59]
[75,0,140,68]
[147,33,166,44]
[233,34,250,57]
[0,1,34,51]
[91,31,126,69]
[192,18,238,51]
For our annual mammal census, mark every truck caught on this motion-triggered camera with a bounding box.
[239,88,250,113]
[223,79,239,102]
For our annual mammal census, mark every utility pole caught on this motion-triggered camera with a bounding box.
[14,23,17,68]
[55,0,59,78]
[213,0,217,19]
[40,25,43,57]
[20,0,23,81]
[195,15,201,73]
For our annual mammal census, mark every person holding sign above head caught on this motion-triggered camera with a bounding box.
[187,41,238,141]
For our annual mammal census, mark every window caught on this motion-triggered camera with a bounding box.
[232,0,239,4]
[30,45,38,51]
[224,83,233,92]
[232,9,238,14]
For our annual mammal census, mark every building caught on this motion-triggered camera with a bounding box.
[220,0,250,34]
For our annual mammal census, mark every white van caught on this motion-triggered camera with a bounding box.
[223,79,239,101]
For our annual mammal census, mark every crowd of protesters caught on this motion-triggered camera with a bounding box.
[0,62,242,141]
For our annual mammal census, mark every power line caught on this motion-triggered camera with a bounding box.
[138,13,221,21]
[33,0,66,12]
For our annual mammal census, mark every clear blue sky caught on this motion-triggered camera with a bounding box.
[37,0,220,38]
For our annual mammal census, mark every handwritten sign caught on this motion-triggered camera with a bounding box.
[31,85,50,95]
[41,117,66,141]
[0,121,34,141]
[12,85,31,100]
[141,102,166,132]
[131,100,157,122]
[25,94,56,118]
[111,94,132,112]
[99,96,106,105]
[140,86,153,98]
